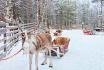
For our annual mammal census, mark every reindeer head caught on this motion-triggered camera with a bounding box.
[21,31,32,53]
[56,29,62,33]
[21,32,25,38]
[45,30,50,34]
[21,31,31,41]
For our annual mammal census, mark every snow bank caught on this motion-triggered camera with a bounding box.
[0,29,104,70]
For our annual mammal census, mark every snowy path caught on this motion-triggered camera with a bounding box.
[55,30,104,70]
[0,30,104,70]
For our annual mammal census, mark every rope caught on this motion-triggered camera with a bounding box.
[0,48,22,61]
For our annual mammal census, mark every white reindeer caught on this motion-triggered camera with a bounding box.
[21,31,58,70]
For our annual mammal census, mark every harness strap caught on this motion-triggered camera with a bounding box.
[37,35,44,43]
[0,48,22,61]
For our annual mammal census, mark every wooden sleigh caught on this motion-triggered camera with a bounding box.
[51,37,70,58]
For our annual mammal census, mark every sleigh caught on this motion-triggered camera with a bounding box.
[51,37,70,58]
[83,31,93,35]
[83,28,93,35]
[93,28,104,35]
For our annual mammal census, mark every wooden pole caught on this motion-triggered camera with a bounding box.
[34,0,40,32]
[45,0,49,30]
[100,0,103,31]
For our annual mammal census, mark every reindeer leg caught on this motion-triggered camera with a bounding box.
[22,41,25,54]
[45,45,58,56]
[35,50,39,70]
[41,49,48,65]
[48,48,53,68]
[29,52,33,70]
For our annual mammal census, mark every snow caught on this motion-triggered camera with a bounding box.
[94,31,104,35]
[0,29,104,70]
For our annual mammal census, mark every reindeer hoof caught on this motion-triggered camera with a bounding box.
[49,65,53,68]
[36,68,39,70]
[22,48,24,51]
[41,63,45,65]
[60,54,63,57]
[41,62,47,65]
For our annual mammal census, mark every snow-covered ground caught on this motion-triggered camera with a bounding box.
[0,29,104,70]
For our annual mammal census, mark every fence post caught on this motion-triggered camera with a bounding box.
[3,24,7,52]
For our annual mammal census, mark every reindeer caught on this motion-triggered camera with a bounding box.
[21,31,58,70]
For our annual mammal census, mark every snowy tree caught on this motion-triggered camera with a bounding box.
[92,0,104,28]
[52,0,76,29]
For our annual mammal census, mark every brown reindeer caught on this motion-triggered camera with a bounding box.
[21,31,58,70]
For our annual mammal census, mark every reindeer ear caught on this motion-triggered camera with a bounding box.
[27,32,31,35]
[45,30,50,34]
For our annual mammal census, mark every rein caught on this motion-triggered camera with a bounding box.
[0,48,22,61]
[37,35,44,43]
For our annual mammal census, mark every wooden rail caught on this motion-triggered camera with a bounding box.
[0,20,35,58]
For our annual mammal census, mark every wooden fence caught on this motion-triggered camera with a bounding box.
[0,20,35,58]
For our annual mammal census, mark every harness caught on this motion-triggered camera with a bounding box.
[37,35,44,44]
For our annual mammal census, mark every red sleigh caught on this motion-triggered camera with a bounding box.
[83,31,93,35]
